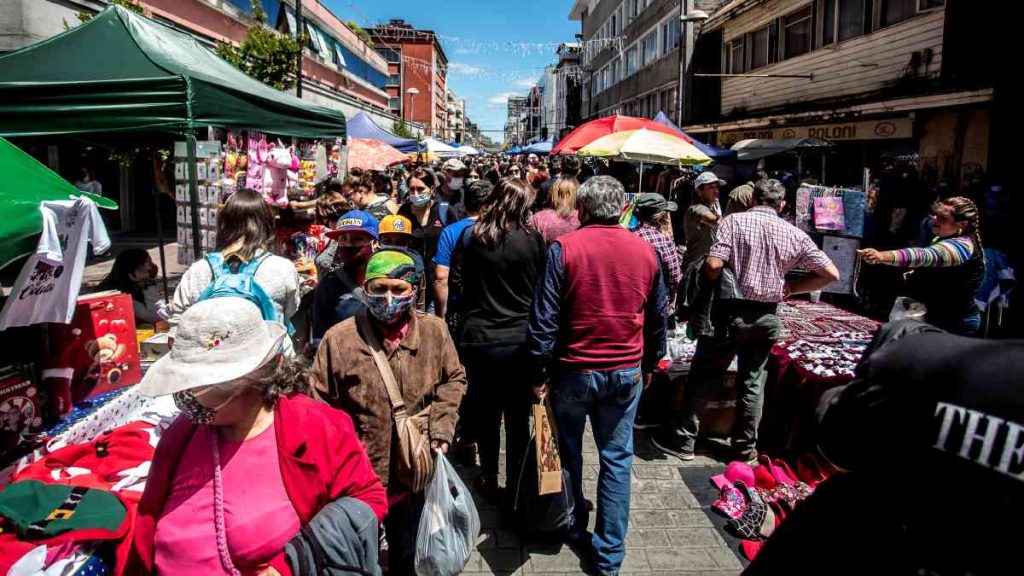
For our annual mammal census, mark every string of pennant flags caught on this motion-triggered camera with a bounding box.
[371,24,625,58]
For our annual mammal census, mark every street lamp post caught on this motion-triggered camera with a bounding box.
[406,87,420,135]
[677,5,710,124]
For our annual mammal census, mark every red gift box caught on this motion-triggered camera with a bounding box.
[47,292,141,403]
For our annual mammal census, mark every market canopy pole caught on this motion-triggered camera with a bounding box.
[185,132,202,259]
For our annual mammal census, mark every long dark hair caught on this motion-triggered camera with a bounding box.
[215,188,275,262]
[98,248,150,303]
[474,177,535,248]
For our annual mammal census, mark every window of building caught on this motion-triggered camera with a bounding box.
[611,14,617,36]
[626,45,638,76]
[838,0,867,42]
[663,18,681,54]
[377,47,401,63]
[822,0,836,45]
[783,6,813,59]
[642,32,658,66]
[612,57,622,84]
[749,26,770,69]
[388,97,400,110]
[631,0,642,19]
[882,0,944,27]
[388,73,400,86]
[603,67,611,91]
[727,38,745,74]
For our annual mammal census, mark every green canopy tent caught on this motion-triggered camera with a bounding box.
[0,137,118,270]
[0,5,347,139]
[0,5,347,262]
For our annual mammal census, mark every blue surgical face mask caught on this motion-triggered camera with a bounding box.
[365,292,416,324]
[409,193,431,207]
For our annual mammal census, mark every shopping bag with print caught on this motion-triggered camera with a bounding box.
[813,196,846,232]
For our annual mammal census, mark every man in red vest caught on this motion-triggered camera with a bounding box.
[527,176,667,576]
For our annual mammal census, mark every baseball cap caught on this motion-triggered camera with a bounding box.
[442,158,466,172]
[325,210,379,240]
[379,214,413,236]
[695,172,727,188]
[633,193,678,217]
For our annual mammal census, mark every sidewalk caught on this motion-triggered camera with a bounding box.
[461,426,743,576]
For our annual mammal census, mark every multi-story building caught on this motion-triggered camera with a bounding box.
[537,65,559,142]
[686,0,1003,191]
[369,19,449,138]
[445,89,466,143]
[1,0,399,126]
[570,0,726,122]
[505,96,529,147]
[554,42,583,140]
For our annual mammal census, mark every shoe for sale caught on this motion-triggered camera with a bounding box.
[651,433,695,461]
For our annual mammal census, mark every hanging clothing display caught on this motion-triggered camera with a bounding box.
[0,198,110,330]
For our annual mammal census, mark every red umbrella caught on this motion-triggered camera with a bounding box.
[552,115,694,155]
[347,138,409,171]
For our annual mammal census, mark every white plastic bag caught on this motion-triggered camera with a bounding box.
[889,296,927,322]
[414,453,480,576]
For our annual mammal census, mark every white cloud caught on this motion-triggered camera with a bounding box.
[453,47,473,55]
[449,62,485,75]
[514,77,537,88]
[487,92,519,105]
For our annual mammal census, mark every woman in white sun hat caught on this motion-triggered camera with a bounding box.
[127,297,386,576]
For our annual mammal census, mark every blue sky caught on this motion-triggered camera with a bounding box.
[323,0,579,138]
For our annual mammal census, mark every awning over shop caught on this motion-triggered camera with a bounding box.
[346,112,420,153]
[0,137,117,269]
[653,112,736,162]
[730,138,833,161]
[0,5,346,139]
[422,138,459,158]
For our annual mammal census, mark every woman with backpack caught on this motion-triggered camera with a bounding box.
[169,188,301,352]
[397,168,456,314]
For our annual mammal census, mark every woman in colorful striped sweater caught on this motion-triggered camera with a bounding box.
[859,196,985,335]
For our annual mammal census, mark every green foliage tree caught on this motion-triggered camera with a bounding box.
[344,21,374,46]
[67,0,143,28]
[392,119,414,139]
[215,2,302,91]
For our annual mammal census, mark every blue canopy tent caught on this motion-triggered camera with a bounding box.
[653,112,736,163]
[523,139,555,155]
[504,145,522,155]
[346,111,420,153]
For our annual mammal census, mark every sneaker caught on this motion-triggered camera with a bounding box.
[650,433,695,462]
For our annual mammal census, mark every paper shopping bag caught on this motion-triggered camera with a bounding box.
[534,398,563,496]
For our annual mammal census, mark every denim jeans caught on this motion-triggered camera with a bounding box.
[551,365,642,575]
[676,303,781,453]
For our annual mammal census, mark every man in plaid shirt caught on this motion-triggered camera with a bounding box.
[653,179,839,462]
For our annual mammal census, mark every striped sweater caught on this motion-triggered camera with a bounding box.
[888,236,975,268]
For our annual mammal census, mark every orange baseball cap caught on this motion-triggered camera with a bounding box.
[379,215,413,236]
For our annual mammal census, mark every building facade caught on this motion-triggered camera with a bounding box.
[554,42,583,140]
[687,0,1001,191]
[569,0,725,122]
[0,0,402,127]
[505,96,528,147]
[369,19,449,138]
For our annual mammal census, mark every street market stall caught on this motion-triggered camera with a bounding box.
[346,111,420,153]
[0,8,354,571]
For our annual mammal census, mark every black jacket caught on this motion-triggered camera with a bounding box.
[677,257,743,338]
[286,498,381,576]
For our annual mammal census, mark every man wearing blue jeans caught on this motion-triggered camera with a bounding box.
[528,176,667,576]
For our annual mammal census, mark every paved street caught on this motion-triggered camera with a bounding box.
[461,427,743,576]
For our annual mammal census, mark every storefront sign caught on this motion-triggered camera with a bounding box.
[720,117,913,146]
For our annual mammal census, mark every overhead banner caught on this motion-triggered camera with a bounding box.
[720,117,913,146]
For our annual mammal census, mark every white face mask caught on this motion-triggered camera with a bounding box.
[449,177,464,190]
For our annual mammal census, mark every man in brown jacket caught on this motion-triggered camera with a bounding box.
[311,248,466,574]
